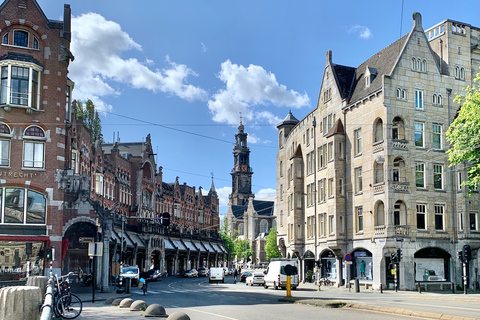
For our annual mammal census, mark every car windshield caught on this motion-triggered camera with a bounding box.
[123,267,138,274]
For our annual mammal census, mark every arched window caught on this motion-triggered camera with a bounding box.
[238,223,244,236]
[260,219,268,234]
[412,57,416,70]
[437,94,442,105]
[396,88,401,98]
[278,132,283,149]
[0,123,11,167]
[375,201,385,226]
[374,160,384,184]
[392,117,405,140]
[393,157,406,182]
[374,119,383,143]
[421,59,427,72]
[401,89,406,99]
[460,67,465,80]
[23,126,45,168]
[2,33,8,44]
[416,58,421,71]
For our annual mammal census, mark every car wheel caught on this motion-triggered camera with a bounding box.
[264,283,268,289]
[245,282,248,286]
[250,283,253,286]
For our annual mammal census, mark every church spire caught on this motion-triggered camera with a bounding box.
[209,172,217,196]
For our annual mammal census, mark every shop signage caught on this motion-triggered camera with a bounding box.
[88,242,103,256]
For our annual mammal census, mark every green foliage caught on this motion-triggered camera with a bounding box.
[76,99,103,143]
[446,73,480,193]
[265,227,282,261]
[219,219,234,254]
[233,238,253,262]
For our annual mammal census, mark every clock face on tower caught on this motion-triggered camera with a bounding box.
[241,165,247,172]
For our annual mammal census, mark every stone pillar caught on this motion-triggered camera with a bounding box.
[101,218,112,292]
[0,286,42,320]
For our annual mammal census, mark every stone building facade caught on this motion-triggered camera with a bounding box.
[276,12,480,290]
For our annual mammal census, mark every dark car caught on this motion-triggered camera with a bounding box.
[147,269,162,282]
[240,271,252,283]
[182,269,198,278]
[198,267,209,277]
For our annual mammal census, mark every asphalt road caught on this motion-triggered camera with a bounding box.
[75,274,480,320]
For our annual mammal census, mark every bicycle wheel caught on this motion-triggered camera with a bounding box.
[56,293,83,319]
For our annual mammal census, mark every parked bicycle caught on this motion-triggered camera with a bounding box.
[318,277,332,287]
[53,272,83,319]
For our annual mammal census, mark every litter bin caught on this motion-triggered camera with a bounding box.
[354,278,360,293]
[125,278,131,293]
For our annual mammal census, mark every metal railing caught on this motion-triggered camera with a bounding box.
[39,275,54,320]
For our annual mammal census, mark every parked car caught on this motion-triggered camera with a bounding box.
[183,269,198,278]
[240,271,252,283]
[147,269,162,282]
[263,258,299,290]
[198,267,209,277]
[246,272,264,286]
[120,266,140,286]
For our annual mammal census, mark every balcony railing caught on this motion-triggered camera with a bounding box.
[395,225,410,236]
[391,139,409,150]
[374,225,386,237]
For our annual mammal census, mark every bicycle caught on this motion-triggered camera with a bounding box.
[318,277,332,287]
[53,272,83,319]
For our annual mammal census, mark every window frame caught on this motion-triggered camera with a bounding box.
[1,187,46,225]
[355,167,363,194]
[354,128,362,155]
[356,206,363,232]
[414,122,425,148]
[432,124,442,150]
[416,203,427,230]
[433,163,444,190]
[0,62,42,109]
[415,162,425,188]
[22,126,46,169]
[0,122,12,167]
[434,204,445,231]
[415,89,424,110]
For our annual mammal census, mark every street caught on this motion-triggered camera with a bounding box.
[74,274,480,319]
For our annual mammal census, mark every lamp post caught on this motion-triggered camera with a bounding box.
[313,117,318,284]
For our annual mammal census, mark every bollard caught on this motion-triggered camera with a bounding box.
[125,278,131,294]
[452,283,455,294]
[417,282,422,293]
[380,283,383,294]
[354,278,360,293]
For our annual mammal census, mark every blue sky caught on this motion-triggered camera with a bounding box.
[37,0,480,215]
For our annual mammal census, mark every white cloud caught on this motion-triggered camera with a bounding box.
[208,60,310,125]
[70,13,207,112]
[216,186,232,207]
[349,25,373,39]
[201,42,208,52]
[256,188,276,201]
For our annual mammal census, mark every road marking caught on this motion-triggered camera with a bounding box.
[171,306,240,320]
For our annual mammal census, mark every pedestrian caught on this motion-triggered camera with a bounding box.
[233,268,238,284]
[77,267,83,283]
[140,268,149,293]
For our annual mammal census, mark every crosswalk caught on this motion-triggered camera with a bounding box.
[132,288,212,295]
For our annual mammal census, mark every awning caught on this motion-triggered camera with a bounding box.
[212,243,224,253]
[193,241,207,253]
[172,239,187,251]
[165,238,175,250]
[183,240,198,252]
[112,229,135,248]
[204,242,216,253]
[128,233,146,249]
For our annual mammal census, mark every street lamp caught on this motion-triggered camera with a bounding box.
[313,117,318,284]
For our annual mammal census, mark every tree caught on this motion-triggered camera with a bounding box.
[219,219,234,254]
[75,99,103,143]
[265,227,282,261]
[446,73,480,193]
[233,238,253,262]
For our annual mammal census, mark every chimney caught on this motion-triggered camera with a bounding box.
[63,4,71,41]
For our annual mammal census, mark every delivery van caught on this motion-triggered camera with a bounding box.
[209,267,225,283]
[263,258,299,290]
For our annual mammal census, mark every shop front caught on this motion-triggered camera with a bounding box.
[320,249,337,279]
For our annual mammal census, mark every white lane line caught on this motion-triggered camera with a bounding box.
[171,306,240,320]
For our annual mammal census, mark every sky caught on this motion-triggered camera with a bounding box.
[36,0,480,215]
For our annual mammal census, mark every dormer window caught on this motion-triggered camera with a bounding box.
[13,30,28,47]
[365,66,377,88]
[412,57,427,72]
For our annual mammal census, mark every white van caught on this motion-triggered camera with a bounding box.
[263,258,299,290]
[209,267,225,283]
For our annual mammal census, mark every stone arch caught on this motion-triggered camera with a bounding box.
[62,216,96,237]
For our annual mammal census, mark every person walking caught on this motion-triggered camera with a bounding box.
[140,268,149,294]
[233,268,238,284]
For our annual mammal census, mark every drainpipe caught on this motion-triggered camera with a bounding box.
[447,88,457,284]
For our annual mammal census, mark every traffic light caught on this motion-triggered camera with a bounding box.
[397,249,403,262]
[457,250,464,262]
[390,251,397,263]
[463,244,472,262]
[45,247,52,260]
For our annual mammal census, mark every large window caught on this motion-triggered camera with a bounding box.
[14,30,28,47]
[416,204,426,230]
[416,162,425,188]
[356,206,363,232]
[260,219,268,234]
[0,123,11,167]
[2,188,46,224]
[355,167,363,193]
[415,89,424,110]
[433,164,443,190]
[414,122,424,148]
[0,64,41,108]
[354,128,362,155]
[23,126,45,169]
[432,124,442,149]
[435,205,444,231]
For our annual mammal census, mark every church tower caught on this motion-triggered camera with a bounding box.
[230,120,254,205]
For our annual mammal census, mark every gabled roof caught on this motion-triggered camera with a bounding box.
[348,34,409,104]
[331,64,356,99]
[231,200,274,219]
[326,119,344,137]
